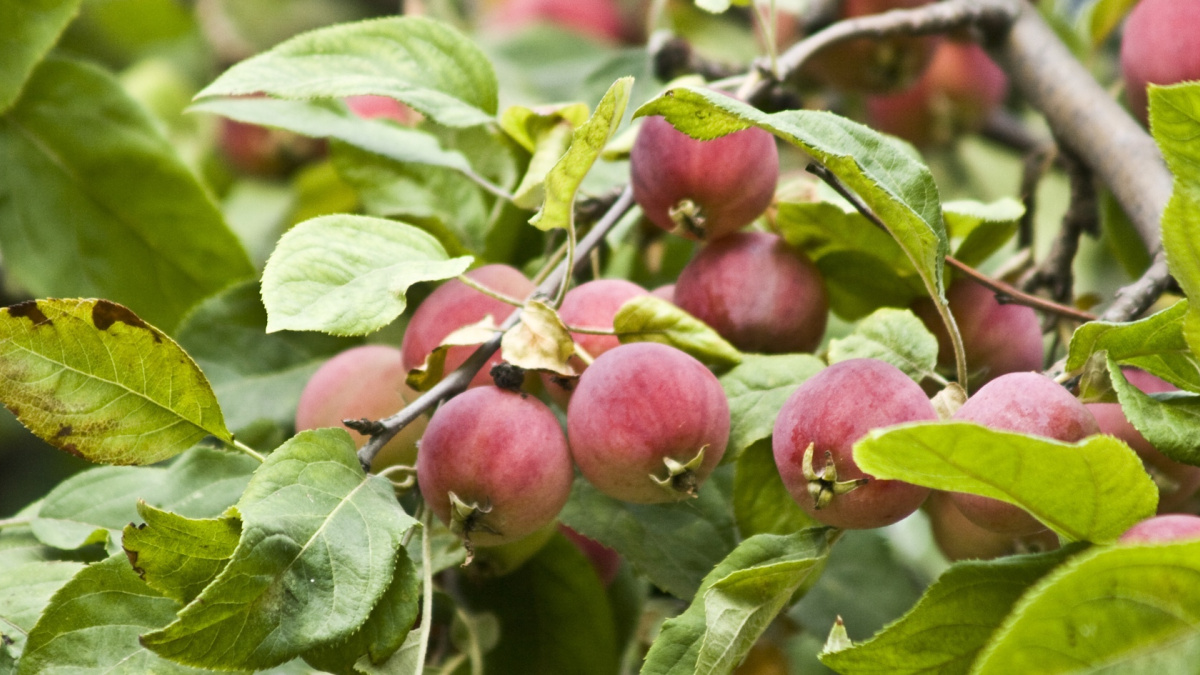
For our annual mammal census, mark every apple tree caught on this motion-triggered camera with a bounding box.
[2,0,1200,673]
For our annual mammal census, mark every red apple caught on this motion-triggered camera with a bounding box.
[674,232,827,354]
[866,39,1008,147]
[912,279,1044,388]
[344,95,422,125]
[803,0,939,92]
[295,345,427,470]
[483,0,626,43]
[1120,0,1200,125]
[1087,369,1200,513]
[400,265,535,388]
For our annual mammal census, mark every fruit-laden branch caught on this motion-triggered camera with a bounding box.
[355,187,637,471]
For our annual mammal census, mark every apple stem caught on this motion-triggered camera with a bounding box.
[229,439,265,463]
[456,275,525,307]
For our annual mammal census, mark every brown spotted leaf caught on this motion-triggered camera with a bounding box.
[0,298,231,465]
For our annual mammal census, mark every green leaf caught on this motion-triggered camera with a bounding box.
[192,97,477,172]
[0,0,82,111]
[513,121,575,209]
[528,77,632,231]
[777,201,925,320]
[120,502,241,605]
[0,299,231,465]
[973,541,1200,673]
[331,143,490,255]
[615,296,742,368]
[1085,0,1140,47]
[820,546,1077,674]
[791,529,926,643]
[260,214,473,335]
[32,446,257,551]
[195,16,498,127]
[141,429,418,671]
[635,88,947,300]
[642,528,833,675]
[1066,300,1200,392]
[733,439,817,538]
[499,103,590,152]
[828,308,940,383]
[854,422,1158,543]
[0,561,84,657]
[719,354,824,459]
[0,56,254,331]
[462,533,618,675]
[1154,84,1200,361]
[302,546,421,674]
[175,280,360,438]
[1108,357,1200,467]
[17,555,206,675]
[558,469,738,600]
[0,504,104,569]
[943,198,1023,268]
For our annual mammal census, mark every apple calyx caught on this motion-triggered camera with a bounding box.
[650,446,708,498]
[448,491,499,566]
[668,199,708,239]
[801,442,868,509]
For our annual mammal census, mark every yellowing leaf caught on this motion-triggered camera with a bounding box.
[500,300,578,377]
[0,299,230,465]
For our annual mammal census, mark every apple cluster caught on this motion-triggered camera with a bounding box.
[287,0,1200,569]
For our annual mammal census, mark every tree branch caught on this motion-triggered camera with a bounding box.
[356,187,637,470]
[738,0,1019,102]
[1099,251,1174,323]
[1018,143,1097,302]
[984,0,1169,255]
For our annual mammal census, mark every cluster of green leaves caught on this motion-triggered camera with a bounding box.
[4,0,1200,673]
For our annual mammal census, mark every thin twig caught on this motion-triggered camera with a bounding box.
[356,187,636,471]
[1018,143,1097,302]
[945,256,1096,323]
[1099,251,1174,323]
[456,275,524,307]
[1016,143,1058,250]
